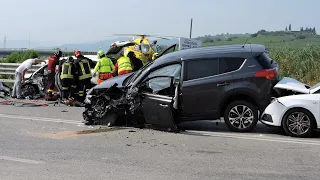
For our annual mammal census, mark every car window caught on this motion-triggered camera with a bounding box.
[256,52,277,69]
[219,58,245,74]
[147,64,181,80]
[139,64,181,95]
[141,77,174,96]
[184,58,219,81]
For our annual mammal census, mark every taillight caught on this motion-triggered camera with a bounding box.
[254,68,277,79]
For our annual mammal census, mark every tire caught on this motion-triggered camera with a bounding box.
[282,108,316,138]
[224,100,258,132]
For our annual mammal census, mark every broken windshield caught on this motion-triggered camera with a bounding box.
[123,61,154,86]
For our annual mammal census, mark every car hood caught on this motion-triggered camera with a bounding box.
[273,77,311,94]
[93,73,133,90]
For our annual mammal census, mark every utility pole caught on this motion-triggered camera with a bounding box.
[28,32,30,49]
[189,18,193,39]
[3,35,6,49]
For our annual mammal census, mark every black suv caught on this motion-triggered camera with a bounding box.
[83,44,279,132]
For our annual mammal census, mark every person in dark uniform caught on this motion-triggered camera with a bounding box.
[127,51,143,71]
[73,50,95,102]
[59,56,77,101]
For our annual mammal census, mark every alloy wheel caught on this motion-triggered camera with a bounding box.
[228,105,254,129]
[286,112,311,136]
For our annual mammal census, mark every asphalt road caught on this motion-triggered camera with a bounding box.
[0,103,320,180]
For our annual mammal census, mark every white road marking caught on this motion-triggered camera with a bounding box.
[0,113,82,125]
[185,131,320,146]
[0,156,45,164]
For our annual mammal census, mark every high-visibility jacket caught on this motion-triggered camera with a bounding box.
[60,62,74,79]
[94,57,114,74]
[117,56,133,74]
[78,58,92,80]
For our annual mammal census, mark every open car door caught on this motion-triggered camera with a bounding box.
[155,44,177,59]
[138,75,180,130]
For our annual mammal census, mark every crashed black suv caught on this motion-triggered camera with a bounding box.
[83,44,279,132]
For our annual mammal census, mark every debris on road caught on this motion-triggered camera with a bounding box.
[0,95,49,107]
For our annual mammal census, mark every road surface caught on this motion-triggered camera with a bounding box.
[0,104,319,180]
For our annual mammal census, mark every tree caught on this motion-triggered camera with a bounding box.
[285,26,288,31]
[300,27,304,31]
[251,33,258,37]
[289,24,291,31]
[313,27,316,34]
[306,27,310,32]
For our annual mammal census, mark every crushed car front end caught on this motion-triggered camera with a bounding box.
[82,73,134,126]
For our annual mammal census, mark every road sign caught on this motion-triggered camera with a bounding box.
[178,37,202,50]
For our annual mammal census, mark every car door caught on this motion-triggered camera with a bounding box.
[139,76,178,128]
[180,58,233,120]
[156,44,177,58]
[137,63,182,128]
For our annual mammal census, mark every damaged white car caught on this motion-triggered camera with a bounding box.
[261,77,320,137]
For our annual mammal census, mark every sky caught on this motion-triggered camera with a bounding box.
[0,0,319,45]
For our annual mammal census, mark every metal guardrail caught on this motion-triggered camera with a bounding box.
[0,48,97,54]
[0,63,43,82]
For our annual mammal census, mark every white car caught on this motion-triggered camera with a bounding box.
[261,77,320,138]
[25,55,100,84]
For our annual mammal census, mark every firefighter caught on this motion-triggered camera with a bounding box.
[60,56,77,102]
[111,52,133,77]
[93,50,114,84]
[73,50,94,102]
[46,50,62,101]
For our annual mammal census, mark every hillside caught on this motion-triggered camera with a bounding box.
[196,28,320,48]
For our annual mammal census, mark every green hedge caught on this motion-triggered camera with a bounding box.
[268,45,320,85]
[0,50,39,63]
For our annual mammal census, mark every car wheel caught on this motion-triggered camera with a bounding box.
[282,108,316,138]
[224,100,258,132]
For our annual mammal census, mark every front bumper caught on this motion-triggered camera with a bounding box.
[260,99,287,127]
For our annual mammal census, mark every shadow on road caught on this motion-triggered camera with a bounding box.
[178,120,320,138]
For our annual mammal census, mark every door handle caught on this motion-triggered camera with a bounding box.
[159,104,168,107]
[217,82,230,86]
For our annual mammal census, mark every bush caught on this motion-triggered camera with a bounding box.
[296,35,306,39]
[268,45,320,85]
[3,50,39,63]
[251,33,258,37]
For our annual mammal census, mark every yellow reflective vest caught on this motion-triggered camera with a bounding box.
[78,59,92,80]
[117,56,132,73]
[60,62,74,79]
[94,57,114,74]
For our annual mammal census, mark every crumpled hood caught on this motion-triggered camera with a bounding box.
[93,73,133,90]
[24,73,33,79]
[274,77,310,94]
